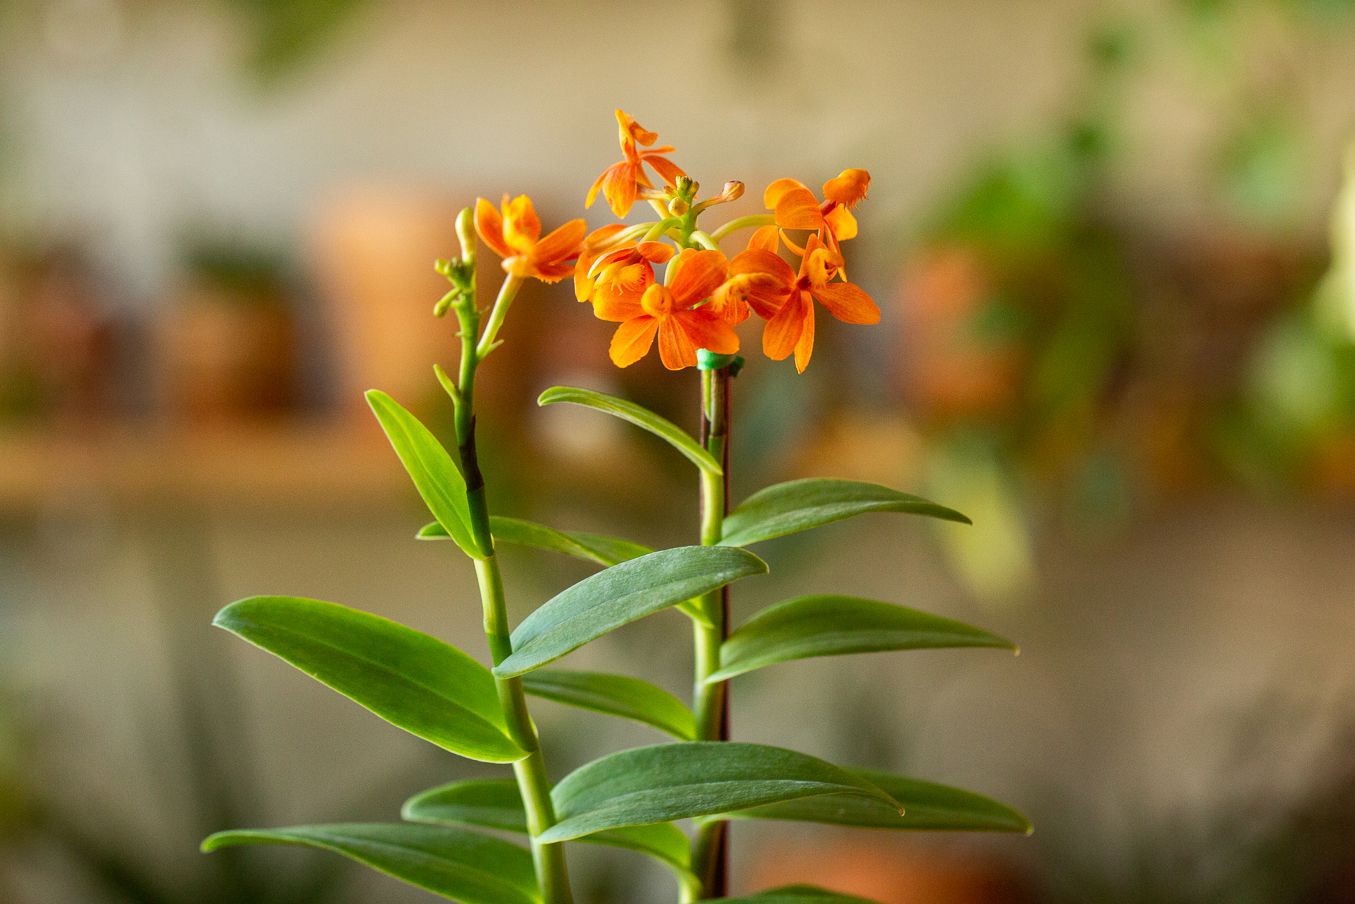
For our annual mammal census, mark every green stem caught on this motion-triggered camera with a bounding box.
[691,365,732,898]
[475,273,525,360]
[453,271,573,904]
[709,213,775,241]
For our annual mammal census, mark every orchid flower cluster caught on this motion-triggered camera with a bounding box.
[201,111,1029,904]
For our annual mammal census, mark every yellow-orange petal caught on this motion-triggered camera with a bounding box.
[533,218,587,266]
[644,152,685,187]
[747,224,780,254]
[679,311,739,354]
[610,316,660,368]
[636,241,677,264]
[592,287,645,323]
[656,316,699,370]
[616,109,659,148]
[824,204,858,241]
[793,296,816,373]
[823,169,870,207]
[474,198,513,260]
[502,194,541,254]
[763,290,808,362]
[773,187,825,231]
[529,259,575,283]
[575,254,598,301]
[669,249,728,308]
[763,177,810,210]
[812,280,880,324]
[603,161,641,218]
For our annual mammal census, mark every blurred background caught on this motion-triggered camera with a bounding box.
[3,0,1355,901]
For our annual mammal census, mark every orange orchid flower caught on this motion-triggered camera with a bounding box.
[574,224,629,301]
[756,168,871,255]
[583,241,676,307]
[475,194,586,283]
[586,110,685,218]
[761,234,880,373]
[710,249,794,326]
[593,248,737,370]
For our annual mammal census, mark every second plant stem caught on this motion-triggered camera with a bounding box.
[691,364,732,899]
[452,265,574,904]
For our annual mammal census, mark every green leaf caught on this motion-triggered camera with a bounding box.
[538,385,721,476]
[201,823,539,904]
[721,886,881,903]
[493,546,766,678]
[522,669,696,740]
[540,742,899,843]
[707,595,1016,682]
[403,781,694,885]
[402,779,527,833]
[731,769,1031,833]
[424,516,654,569]
[213,596,524,763]
[719,478,970,547]
[367,390,485,558]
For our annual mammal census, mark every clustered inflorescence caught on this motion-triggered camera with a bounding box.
[475,109,881,373]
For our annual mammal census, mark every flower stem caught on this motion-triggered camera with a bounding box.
[691,364,732,898]
[475,273,525,359]
[451,259,573,903]
[709,213,774,241]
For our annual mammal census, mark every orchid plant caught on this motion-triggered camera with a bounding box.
[201,111,1030,904]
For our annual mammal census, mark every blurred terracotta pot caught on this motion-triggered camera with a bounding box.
[897,244,1023,423]
[159,281,297,422]
[746,838,1031,904]
[308,186,463,418]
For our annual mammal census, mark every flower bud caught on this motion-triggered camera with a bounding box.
[721,181,745,202]
[667,196,690,217]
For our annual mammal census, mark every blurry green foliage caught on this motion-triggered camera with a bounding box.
[222,0,372,85]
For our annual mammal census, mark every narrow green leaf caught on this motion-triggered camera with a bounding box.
[419,518,651,567]
[708,595,1015,682]
[366,390,485,558]
[402,779,527,833]
[538,385,721,476]
[201,823,539,904]
[731,769,1031,833]
[522,669,696,740]
[214,596,524,763]
[493,546,766,678]
[719,478,970,548]
[722,886,881,903]
[404,781,694,883]
[540,742,899,843]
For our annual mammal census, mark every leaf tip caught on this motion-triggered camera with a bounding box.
[200,832,229,854]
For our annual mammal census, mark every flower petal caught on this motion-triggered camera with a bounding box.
[793,297,816,373]
[609,316,659,368]
[533,218,587,266]
[747,224,780,254]
[669,249,728,308]
[763,177,811,209]
[812,280,880,324]
[603,161,641,218]
[762,289,808,362]
[773,187,826,231]
[636,241,677,263]
[824,204,858,241]
[502,195,541,252]
[474,198,513,260]
[592,286,645,322]
[657,316,699,370]
[822,168,871,207]
[678,310,739,355]
[643,152,685,187]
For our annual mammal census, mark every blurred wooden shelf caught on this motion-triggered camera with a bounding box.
[0,419,407,513]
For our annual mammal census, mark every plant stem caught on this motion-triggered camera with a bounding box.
[453,279,574,904]
[709,213,775,241]
[691,364,732,898]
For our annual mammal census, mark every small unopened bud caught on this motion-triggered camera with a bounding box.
[675,175,698,198]
[454,207,476,263]
[721,181,744,202]
[667,196,690,217]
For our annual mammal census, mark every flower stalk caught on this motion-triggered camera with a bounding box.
[448,209,574,904]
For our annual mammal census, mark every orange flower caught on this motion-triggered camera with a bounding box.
[584,241,676,307]
[574,224,629,301]
[761,235,879,373]
[476,194,586,283]
[586,110,685,218]
[711,249,795,325]
[593,249,737,370]
[758,168,871,255]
